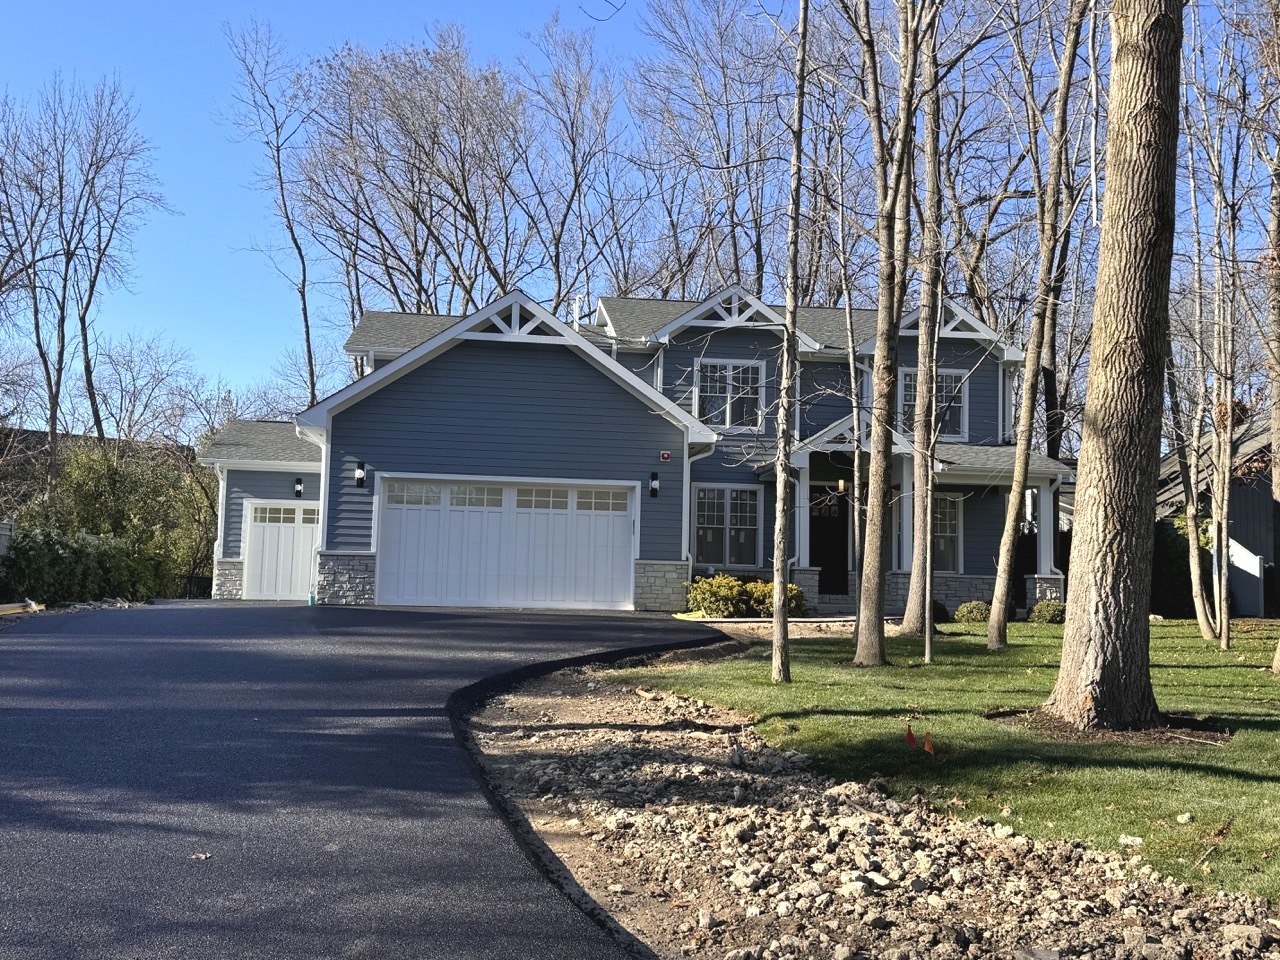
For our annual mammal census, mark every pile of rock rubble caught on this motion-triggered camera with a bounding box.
[472,670,1277,960]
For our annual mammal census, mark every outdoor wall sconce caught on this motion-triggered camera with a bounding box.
[650,472,660,497]
[838,478,846,494]
[294,478,304,498]
[355,462,366,488]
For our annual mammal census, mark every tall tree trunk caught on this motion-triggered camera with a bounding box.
[1165,346,1216,639]
[1269,167,1280,505]
[901,19,943,638]
[988,0,1089,650]
[772,0,810,685]
[1044,0,1181,730]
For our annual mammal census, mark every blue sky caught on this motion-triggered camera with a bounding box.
[2,0,644,390]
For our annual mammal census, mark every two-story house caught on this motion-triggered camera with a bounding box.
[201,287,1069,613]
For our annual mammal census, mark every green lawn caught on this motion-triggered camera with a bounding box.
[608,620,1280,900]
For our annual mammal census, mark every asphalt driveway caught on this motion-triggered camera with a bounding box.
[0,602,715,960]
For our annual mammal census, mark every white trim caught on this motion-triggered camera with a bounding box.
[693,358,768,433]
[296,290,717,445]
[932,492,965,575]
[213,464,227,561]
[691,482,765,569]
[893,490,964,574]
[856,299,1025,362]
[200,458,321,473]
[898,367,970,442]
[797,467,811,567]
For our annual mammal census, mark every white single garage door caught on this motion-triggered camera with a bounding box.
[376,480,635,609]
[244,503,320,600]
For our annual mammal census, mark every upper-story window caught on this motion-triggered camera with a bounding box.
[900,369,966,440]
[697,361,765,430]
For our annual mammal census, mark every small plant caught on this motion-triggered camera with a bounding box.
[742,579,809,618]
[686,575,808,618]
[931,600,952,624]
[686,575,751,618]
[953,600,992,624]
[1028,599,1067,624]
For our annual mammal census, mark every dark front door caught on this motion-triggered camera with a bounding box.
[810,486,849,594]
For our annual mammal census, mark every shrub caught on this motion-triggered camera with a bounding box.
[1028,599,1067,624]
[686,575,751,618]
[953,600,992,624]
[931,600,952,624]
[686,575,809,618]
[0,527,167,605]
[742,579,810,618]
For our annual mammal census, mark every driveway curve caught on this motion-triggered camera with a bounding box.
[0,602,715,960]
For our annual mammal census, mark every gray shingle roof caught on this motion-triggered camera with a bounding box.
[343,311,462,355]
[203,420,321,465]
[934,443,1069,480]
[1153,417,1271,519]
[596,297,877,351]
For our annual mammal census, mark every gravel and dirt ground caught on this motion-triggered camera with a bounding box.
[464,640,1278,960]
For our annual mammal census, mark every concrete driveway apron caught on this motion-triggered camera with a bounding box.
[0,603,714,960]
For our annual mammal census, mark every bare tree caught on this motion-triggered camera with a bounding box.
[1044,0,1182,730]
[771,0,812,684]
[227,20,320,407]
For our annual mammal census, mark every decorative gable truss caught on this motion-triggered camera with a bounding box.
[791,409,912,467]
[858,299,1025,362]
[296,290,718,444]
[649,285,823,352]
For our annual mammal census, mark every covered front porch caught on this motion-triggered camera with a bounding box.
[791,425,1068,616]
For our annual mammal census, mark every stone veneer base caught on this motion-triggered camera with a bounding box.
[316,552,376,605]
[634,560,690,612]
[213,559,244,600]
[884,572,997,617]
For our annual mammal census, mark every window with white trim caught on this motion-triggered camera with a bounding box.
[451,484,503,508]
[900,370,966,439]
[253,506,296,524]
[695,487,759,566]
[932,494,961,573]
[385,480,441,505]
[697,361,765,429]
[576,489,629,512]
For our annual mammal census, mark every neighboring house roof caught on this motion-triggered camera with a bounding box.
[596,293,877,350]
[934,443,1068,481]
[1153,416,1272,520]
[201,420,321,466]
[343,311,462,356]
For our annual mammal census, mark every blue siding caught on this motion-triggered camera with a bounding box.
[327,341,687,559]
[801,359,853,438]
[222,469,321,559]
[616,349,661,388]
[934,483,1004,576]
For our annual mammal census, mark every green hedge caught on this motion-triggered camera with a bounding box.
[953,600,992,623]
[1028,599,1067,624]
[0,527,167,605]
[687,574,809,618]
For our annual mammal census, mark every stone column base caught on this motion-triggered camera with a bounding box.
[213,559,244,600]
[316,552,376,605]
[1025,575,1065,605]
[634,560,690,612]
[790,566,820,606]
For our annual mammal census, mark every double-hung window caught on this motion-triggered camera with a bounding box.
[697,361,764,430]
[932,494,961,573]
[900,370,966,439]
[695,487,760,566]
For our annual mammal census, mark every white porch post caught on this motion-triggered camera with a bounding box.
[1036,480,1054,574]
[797,467,811,567]
[900,457,914,569]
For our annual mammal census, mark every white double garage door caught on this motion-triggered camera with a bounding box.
[375,478,637,609]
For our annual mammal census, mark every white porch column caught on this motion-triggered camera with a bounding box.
[1036,480,1054,574]
[900,457,914,569]
[797,467,811,567]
